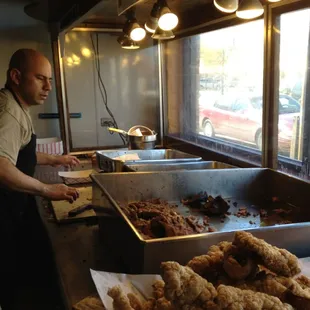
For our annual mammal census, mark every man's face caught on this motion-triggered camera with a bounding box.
[18,56,52,106]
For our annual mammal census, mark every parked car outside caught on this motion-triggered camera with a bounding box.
[199,94,300,154]
[291,80,303,102]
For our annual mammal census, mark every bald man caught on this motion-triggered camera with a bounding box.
[0,49,79,308]
[0,49,80,201]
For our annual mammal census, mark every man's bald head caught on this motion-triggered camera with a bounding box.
[6,49,52,107]
[6,49,49,83]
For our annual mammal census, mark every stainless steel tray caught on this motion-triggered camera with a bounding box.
[96,149,202,172]
[91,169,310,273]
[124,161,235,172]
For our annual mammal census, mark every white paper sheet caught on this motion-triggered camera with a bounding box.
[112,154,140,161]
[298,257,310,277]
[58,169,94,178]
[90,269,162,310]
[91,258,310,309]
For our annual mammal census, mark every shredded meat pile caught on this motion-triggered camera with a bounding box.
[121,198,206,239]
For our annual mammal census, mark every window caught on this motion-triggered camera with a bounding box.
[232,99,250,112]
[277,8,310,176]
[214,97,232,111]
[279,95,300,114]
[165,20,264,164]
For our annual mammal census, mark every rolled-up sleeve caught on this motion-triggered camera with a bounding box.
[0,110,23,165]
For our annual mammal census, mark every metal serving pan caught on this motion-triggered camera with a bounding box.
[124,161,235,172]
[96,149,202,172]
[91,169,310,274]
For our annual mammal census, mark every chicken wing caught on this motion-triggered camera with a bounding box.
[128,293,143,310]
[151,280,175,310]
[216,285,294,310]
[161,261,218,309]
[108,286,134,310]
[187,241,231,280]
[161,261,295,309]
[296,275,310,289]
[233,231,300,277]
[152,280,165,299]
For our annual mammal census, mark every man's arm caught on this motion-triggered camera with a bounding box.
[0,157,79,202]
[36,152,80,167]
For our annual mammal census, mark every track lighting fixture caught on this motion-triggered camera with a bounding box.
[213,0,264,19]
[123,9,146,42]
[157,0,178,31]
[145,0,178,35]
[117,34,140,49]
[236,0,264,19]
[214,0,238,13]
[145,2,161,33]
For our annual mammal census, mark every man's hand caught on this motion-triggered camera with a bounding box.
[52,155,80,168]
[43,184,79,203]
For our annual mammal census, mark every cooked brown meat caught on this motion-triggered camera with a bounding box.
[121,199,207,239]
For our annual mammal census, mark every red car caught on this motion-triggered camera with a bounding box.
[200,94,300,154]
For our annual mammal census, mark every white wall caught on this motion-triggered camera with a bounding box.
[0,0,60,138]
[64,31,160,148]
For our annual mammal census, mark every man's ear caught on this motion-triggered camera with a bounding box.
[10,69,21,85]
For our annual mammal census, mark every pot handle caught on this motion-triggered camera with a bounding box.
[108,127,128,136]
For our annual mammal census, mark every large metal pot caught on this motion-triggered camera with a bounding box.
[128,133,157,150]
[108,126,157,150]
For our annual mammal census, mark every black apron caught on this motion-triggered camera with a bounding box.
[0,89,37,309]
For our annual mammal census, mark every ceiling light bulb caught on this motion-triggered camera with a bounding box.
[117,34,140,49]
[214,0,238,13]
[158,11,178,31]
[267,0,281,2]
[130,27,146,41]
[236,0,264,19]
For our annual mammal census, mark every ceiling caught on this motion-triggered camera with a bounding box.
[23,0,248,33]
[80,0,222,31]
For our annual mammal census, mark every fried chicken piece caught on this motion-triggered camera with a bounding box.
[142,298,156,310]
[161,261,293,310]
[296,275,310,289]
[236,273,287,300]
[161,261,218,309]
[277,276,310,309]
[216,285,294,309]
[108,286,134,310]
[154,297,175,310]
[128,293,143,310]
[236,272,310,309]
[233,231,300,277]
[151,280,175,310]
[223,244,258,281]
[187,241,231,279]
[152,280,165,299]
